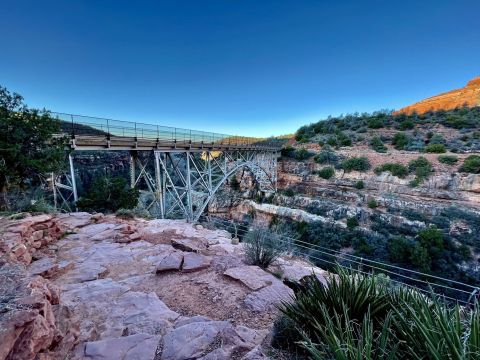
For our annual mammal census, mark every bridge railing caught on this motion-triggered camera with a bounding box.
[52,112,285,149]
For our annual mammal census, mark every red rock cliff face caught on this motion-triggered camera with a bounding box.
[395,76,480,115]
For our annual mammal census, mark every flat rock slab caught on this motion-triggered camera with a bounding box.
[156,251,184,273]
[223,265,277,291]
[244,282,294,312]
[161,320,230,360]
[84,333,160,360]
[172,238,207,253]
[182,253,211,273]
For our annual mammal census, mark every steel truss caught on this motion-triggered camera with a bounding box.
[61,149,277,221]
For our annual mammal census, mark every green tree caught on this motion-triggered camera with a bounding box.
[77,176,139,213]
[0,86,66,209]
[392,132,409,150]
[460,155,480,173]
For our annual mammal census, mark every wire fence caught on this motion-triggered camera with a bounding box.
[52,112,285,149]
[199,215,480,306]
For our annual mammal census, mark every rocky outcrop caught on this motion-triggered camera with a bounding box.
[1,213,322,359]
[0,214,64,265]
[395,76,480,114]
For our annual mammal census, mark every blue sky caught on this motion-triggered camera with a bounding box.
[1,1,479,137]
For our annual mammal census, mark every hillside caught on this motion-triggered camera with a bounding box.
[395,76,480,114]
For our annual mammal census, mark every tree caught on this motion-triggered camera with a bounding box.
[0,86,66,209]
[77,176,139,213]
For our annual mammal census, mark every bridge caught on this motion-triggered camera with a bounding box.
[50,112,283,221]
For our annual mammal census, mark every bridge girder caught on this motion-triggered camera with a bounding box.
[56,149,278,221]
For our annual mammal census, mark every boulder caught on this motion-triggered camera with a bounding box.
[244,282,294,312]
[223,266,276,291]
[182,253,211,273]
[172,238,207,253]
[241,345,268,360]
[84,333,161,360]
[161,320,230,360]
[156,251,183,273]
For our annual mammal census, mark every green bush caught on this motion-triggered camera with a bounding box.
[388,236,412,263]
[354,180,365,189]
[408,157,433,185]
[370,136,387,153]
[317,166,335,179]
[438,155,458,165]
[243,227,284,268]
[283,187,296,197]
[341,157,371,172]
[229,176,240,191]
[398,119,415,130]
[460,155,480,173]
[368,199,378,208]
[313,147,338,164]
[425,143,446,153]
[346,217,359,229]
[392,132,409,150]
[77,176,139,213]
[374,163,408,178]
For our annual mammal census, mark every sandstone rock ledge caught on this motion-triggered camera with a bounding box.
[0,213,327,360]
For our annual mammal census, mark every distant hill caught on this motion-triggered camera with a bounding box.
[395,76,480,115]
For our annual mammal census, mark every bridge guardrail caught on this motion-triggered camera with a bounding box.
[52,112,285,150]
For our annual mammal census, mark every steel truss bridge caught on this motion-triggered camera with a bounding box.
[48,113,282,221]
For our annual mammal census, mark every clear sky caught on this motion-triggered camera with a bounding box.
[1,1,479,137]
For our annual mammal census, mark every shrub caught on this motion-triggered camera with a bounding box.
[336,132,352,147]
[368,118,384,129]
[438,155,458,165]
[229,176,240,191]
[398,119,415,130]
[313,147,338,165]
[294,148,312,160]
[280,268,480,359]
[243,227,284,268]
[283,187,295,197]
[341,157,371,172]
[77,176,139,213]
[368,199,378,208]
[317,166,335,179]
[408,157,433,185]
[281,145,295,157]
[354,180,365,189]
[460,155,480,173]
[346,217,359,229]
[425,143,446,153]
[374,163,408,178]
[388,236,412,263]
[429,133,445,145]
[370,136,387,153]
[392,132,409,150]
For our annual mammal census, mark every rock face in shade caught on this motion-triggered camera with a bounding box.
[84,333,161,360]
[395,76,480,115]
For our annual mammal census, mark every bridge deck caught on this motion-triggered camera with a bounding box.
[53,112,284,152]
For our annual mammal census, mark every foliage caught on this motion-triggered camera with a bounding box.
[279,268,480,360]
[77,175,139,213]
[438,155,458,165]
[354,180,365,189]
[397,119,415,130]
[341,157,371,172]
[368,199,378,208]
[425,143,446,153]
[281,146,313,160]
[317,166,335,179]
[388,236,412,263]
[460,155,480,173]
[313,146,339,165]
[283,187,296,197]
[346,216,359,229]
[229,176,240,191]
[408,156,433,185]
[392,132,409,150]
[370,136,387,153]
[0,86,67,209]
[243,227,285,268]
[374,163,408,178]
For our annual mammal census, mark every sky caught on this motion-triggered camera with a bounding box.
[1,1,479,137]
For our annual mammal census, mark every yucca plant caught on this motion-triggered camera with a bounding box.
[394,295,480,359]
[278,267,480,360]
